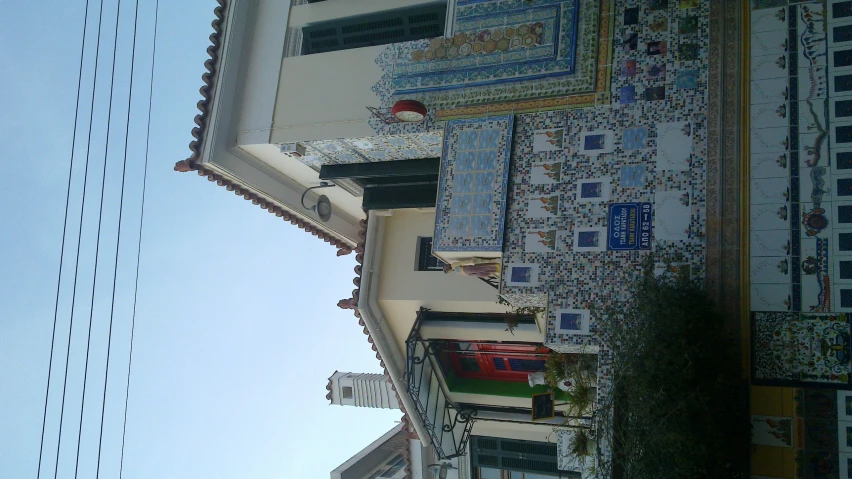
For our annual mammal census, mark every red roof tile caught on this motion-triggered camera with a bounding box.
[175,0,353,255]
[337,214,420,455]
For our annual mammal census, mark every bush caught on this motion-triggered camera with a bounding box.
[594,257,749,479]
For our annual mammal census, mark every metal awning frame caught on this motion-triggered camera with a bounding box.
[404,308,477,460]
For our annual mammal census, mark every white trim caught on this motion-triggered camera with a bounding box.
[358,213,432,443]
[200,0,241,167]
[444,0,456,37]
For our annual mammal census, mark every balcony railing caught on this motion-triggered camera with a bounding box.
[404,309,476,459]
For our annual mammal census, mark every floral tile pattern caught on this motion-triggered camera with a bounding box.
[751,311,852,388]
[294,132,444,168]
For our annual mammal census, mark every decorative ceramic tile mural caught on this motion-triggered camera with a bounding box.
[290,132,444,170]
[369,0,609,127]
[433,116,515,253]
[748,2,852,321]
[752,312,852,388]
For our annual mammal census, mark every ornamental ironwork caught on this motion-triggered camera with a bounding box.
[405,309,477,459]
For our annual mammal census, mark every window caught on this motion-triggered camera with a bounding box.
[507,358,546,372]
[367,454,406,479]
[417,237,446,271]
[381,454,405,477]
[839,151,852,170]
[843,289,852,309]
[460,356,482,373]
[836,1,852,19]
[302,3,447,55]
[341,386,353,399]
[471,437,566,478]
[841,261,852,280]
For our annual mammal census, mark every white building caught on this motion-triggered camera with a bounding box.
[179,0,723,477]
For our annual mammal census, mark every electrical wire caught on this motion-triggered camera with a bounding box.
[53,0,106,477]
[37,1,91,477]
[94,0,140,476]
[119,0,158,476]
[73,0,124,476]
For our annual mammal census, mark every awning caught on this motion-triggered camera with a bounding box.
[405,309,476,459]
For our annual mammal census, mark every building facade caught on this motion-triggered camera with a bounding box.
[178,0,852,477]
[330,423,411,479]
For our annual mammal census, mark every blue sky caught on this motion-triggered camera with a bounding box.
[0,1,400,478]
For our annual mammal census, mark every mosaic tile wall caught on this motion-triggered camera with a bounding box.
[466,2,711,472]
[494,0,711,353]
[433,116,515,253]
[752,311,852,388]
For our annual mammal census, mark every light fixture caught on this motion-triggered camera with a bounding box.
[300,181,336,222]
[391,99,428,122]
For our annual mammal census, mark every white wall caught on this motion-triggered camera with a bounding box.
[372,210,546,409]
[271,46,383,144]
[203,0,364,240]
[272,0,448,144]
[377,210,504,304]
[471,420,556,444]
[374,209,510,345]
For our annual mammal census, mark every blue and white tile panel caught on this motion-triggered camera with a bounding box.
[433,115,515,253]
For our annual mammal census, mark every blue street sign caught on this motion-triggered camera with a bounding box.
[607,202,652,251]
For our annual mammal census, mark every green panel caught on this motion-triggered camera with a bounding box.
[501,440,556,456]
[443,366,569,400]
[319,158,440,180]
[362,183,437,210]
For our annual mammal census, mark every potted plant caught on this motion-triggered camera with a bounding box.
[544,353,596,416]
[497,297,544,334]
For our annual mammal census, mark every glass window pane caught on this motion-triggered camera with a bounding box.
[460,356,481,372]
[479,468,502,479]
[508,358,546,372]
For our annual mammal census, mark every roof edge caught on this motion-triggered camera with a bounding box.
[177,0,355,255]
[175,160,354,254]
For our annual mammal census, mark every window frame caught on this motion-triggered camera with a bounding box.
[416,236,446,272]
[301,3,447,55]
